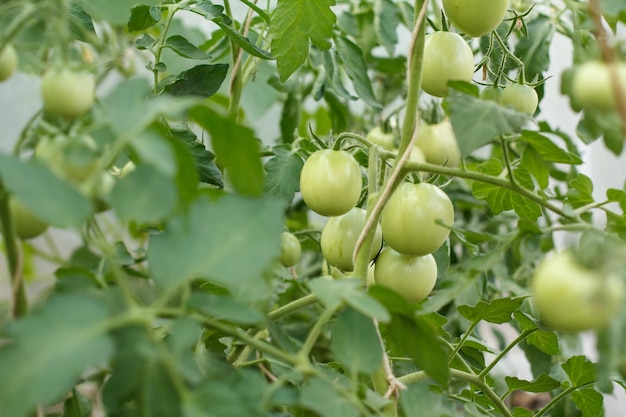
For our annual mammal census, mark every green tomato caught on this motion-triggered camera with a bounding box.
[381,182,454,256]
[6,198,49,240]
[373,247,437,304]
[501,83,538,115]
[531,250,624,332]
[300,149,362,217]
[415,120,461,168]
[320,207,383,271]
[35,135,99,184]
[571,61,626,110]
[280,232,302,267]
[480,86,503,103]
[366,126,395,150]
[41,69,95,118]
[422,31,474,97]
[443,0,509,37]
[0,43,18,81]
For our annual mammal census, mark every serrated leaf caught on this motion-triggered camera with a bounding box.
[300,377,360,417]
[571,388,604,417]
[308,278,390,322]
[331,308,383,374]
[263,146,303,203]
[374,0,399,55]
[80,0,159,25]
[163,64,228,97]
[214,21,273,60]
[269,0,336,82]
[400,382,456,417]
[128,5,161,31]
[189,105,264,196]
[188,292,264,325]
[520,131,582,164]
[172,129,224,188]
[164,35,212,59]
[458,297,525,324]
[565,174,594,209]
[335,36,381,108]
[0,293,114,417]
[515,16,554,81]
[562,356,596,386]
[505,374,560,393]
[147,195,283,300]
[527,330,560,355]
[445,93,531,156]
[0,156,92,227]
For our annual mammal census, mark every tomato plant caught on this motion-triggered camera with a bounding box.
[373,247,437,304]
[0,1,626,417]
[300,149,362,216]
[442,0,509,37]
[421,31,475,97]
[320,207,383,271]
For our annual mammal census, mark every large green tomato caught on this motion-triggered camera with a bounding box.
[321,208,383,271]
[571,61,626,110]
[0,43,18,81]
[443,0,509,37]
[366,126,395,150]
[280,232,302,267]
[381,182,454,256]
[480,86,503,103]
[7,199,49,240]
[42,69,95,118]
[300,149,362,216]
[422,32,474,97]
[373,247,437,304]
[531,250,624,332]
[501,83,538,115]
[415,120,461,168]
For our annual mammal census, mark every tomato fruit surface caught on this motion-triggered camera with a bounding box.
[443,0,509,37]
[531,250,624,332]
[422,32,474,97]
[373,247,437,303]
[381,182,454,256]
[321,208,383,271]
[0,44,18,81]
[501,83,538,115]
[366,126,395,150]
[36,135,99,184]
[571,61,626,110]
[6,198,49,240]
[480,86,503,103]
[280,232,302,267]
[41,69,95,118]
[300,149,362,217]
[415,120,461,168]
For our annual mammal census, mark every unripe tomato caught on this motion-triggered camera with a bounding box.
[409,146,426,164]
[280,232,302,267]
[415,120,461,168]
[320,208,383,271]
[531,250,624,332]
[41,69,95,118]
[0,43,18,81]
[373,247,437,304]
[480,86,503,103]
[366,126,395,150]
[443,0,509,37]
[501,83,538,115]
[571,61,626,110]
[6,198,49,240]
[422,32,474,97]
[300,149,362,217]
[35,135,99,184]
[381,182,454,256]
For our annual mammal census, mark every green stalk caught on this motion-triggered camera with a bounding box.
[297,304,342,359]
[268,293,318,321]
[534,381,596,417]
[449,369,514,417]
[479,328,537,378]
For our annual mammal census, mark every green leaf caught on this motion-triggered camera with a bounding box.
[190,105,264,196]
[263,146,303,203]
[0,293,114,417]
[62,390,92,417]
[147,194,283,300]
[214,21,273,60]
[335,36,381,108]
[571,388,604,417]
[269,0,337,82]
[80,0,159,25]
[527,330,560,355]
[374,0,399,55]
[505,374,560,393]
[132,127,177,177]
[163,64,228,97]
[0,156,92,227]
[565,174,594,209]
[188,292,264,325]
[164,35,212,59]
[308,278,390,322]
[520,131,582,165]
[299,377,360,417]
[331,308,383,374]
[458,297,525,324]
[562,356,596,386]
[128,5,161,31]
[514,15,554,81]
[110,164,177,223]
[172,129,224,188]
[400,382,456,417]
[445,93,531,156]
